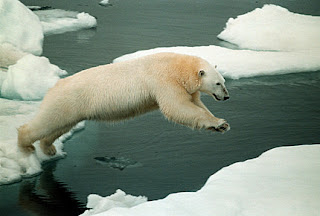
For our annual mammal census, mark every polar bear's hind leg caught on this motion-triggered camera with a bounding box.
[18,124,36,154]
[39,125,74,156]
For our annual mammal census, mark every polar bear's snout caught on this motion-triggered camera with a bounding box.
[211,84,229,101]
[212,93,229,101]
[222,86,230,101]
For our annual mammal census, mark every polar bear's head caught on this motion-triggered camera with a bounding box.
[198,65,229,101]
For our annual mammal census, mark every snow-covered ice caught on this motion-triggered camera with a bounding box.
[34,9,97,35]
[82,144,320,216]
[81,189,147,216]
[1,54,67,100]
[218,5,320,51]
[0,0,43,55]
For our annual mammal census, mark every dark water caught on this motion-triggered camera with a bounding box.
[1,0,320,215]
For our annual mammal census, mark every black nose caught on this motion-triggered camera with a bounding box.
[224,96,230,100]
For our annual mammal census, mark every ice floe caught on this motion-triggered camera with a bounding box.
[99,0,111,7]
[0,0,43,55]
[218,4,320,51]
[1,54,67,100]
[34,9,97,35]
[82,144,320,216]
[81,189,147,216]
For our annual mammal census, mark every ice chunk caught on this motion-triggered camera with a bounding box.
[113,46,320,79]
[33,9,97,35]
[0,0,43,55]
[1,54,67,100]
[99,0,111,7]
[217,5,320,51]
[81,189,147,216]
[82,144,320,216]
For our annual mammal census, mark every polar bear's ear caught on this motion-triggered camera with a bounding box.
[198,70,205,77]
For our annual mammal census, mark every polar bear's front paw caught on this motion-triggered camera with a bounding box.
[208,119,230,133]
[216,122,230,133]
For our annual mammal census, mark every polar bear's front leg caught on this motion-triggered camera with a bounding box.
[191,92,230,132]
[157,89,229,132]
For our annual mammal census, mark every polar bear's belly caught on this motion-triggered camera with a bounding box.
[86,91,158,121]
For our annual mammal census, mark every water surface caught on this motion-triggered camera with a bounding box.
[1,0,319,215]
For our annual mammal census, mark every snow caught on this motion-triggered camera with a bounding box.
[0,0,43,55]
[217,4,320,51]
[1,54,67,100]
[33,9,97,35]
[81,144,320,216]
[81,190,148,216]
[114,5,320,79]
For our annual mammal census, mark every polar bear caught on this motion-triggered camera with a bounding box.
[18,53,230,156]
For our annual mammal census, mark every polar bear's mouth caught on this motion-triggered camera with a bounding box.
[212,93,221,101]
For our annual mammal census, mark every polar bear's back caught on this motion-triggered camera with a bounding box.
[40,53,206,122]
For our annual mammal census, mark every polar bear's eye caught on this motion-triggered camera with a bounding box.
[216,83,221,86]
[199,70,205,77]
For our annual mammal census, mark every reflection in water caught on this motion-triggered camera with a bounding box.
[19,163,86,216]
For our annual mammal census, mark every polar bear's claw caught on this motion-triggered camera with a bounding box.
[217,122,230,133]
[208,122,230,133]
